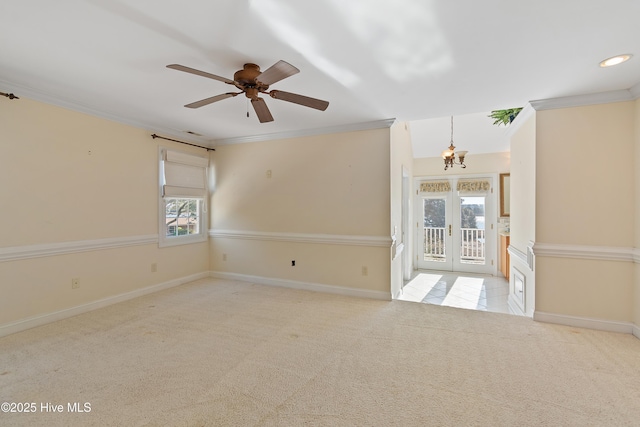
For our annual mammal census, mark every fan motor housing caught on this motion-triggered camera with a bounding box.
[234,63,263,87]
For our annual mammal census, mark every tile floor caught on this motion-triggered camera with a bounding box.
[398,270,514,315]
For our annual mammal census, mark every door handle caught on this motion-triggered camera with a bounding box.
[448,224,452,236]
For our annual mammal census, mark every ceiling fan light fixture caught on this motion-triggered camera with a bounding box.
[599,54,632,67]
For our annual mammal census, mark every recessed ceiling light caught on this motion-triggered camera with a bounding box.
[599,54,632,67]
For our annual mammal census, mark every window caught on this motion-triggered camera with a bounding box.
[165,198,200,237]
[159,148,208,247]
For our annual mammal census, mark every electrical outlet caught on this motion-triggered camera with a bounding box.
[362,266,368,276]
[266,170,272,178]
[291,260,295,267]
[151,263,157,272]
[71,278,80,289]
[222,253,227,261]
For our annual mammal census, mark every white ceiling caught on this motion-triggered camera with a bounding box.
[410,112,511,158]
[1,0,639,156]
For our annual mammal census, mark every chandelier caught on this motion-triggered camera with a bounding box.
[442,116,467,170]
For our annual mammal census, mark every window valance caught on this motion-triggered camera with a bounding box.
[457,180,490,194]
[420,181,451,193]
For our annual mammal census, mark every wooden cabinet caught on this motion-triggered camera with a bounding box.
[500,234,510,280]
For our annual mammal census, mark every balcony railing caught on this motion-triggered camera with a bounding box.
[423,227,485,262]
[424,227,446,261]
[460,228,485,261]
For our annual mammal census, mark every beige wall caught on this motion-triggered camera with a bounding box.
[209,128,392,294]
[0,98,209,329]
[536,257,633,322]
[509,111,536,316]
[536,103,635,246]
[390,121,414,298]
[5,96,639,334]
[535,102,635,323]
[510,114,536,253]
[1,99,155,246]
[209,130,390,236]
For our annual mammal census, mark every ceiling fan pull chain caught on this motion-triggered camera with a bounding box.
[246,99,249,118]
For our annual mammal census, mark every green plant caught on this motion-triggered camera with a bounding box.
[489,108,523,126]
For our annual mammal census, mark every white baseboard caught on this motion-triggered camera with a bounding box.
[534,311,635,335]
[633,324,640,340]
[210,271,391,301]
[0,272,209,338]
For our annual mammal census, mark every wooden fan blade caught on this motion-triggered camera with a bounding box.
[269,90,329,111]
[256,60,299,86]
[167,64,235,85]
[184,93,238,109]
[251,98,274,123]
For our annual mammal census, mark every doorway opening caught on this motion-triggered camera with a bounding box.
[402,175,514,314]
[415,176,496,275]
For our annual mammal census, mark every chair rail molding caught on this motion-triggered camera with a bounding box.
[0,235,159,262]
[532,242,635,263]
[209,229,392,247]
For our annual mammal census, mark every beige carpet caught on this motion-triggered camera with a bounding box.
[1,278,639,426]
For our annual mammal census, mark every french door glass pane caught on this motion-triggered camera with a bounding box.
[423,198,446,262]
[459,196,485,264]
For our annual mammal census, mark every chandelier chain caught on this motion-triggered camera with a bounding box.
[450,115,454,144]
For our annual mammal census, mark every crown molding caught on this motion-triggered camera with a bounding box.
[3,76,392,148]
[529,89,636,111]
[213,118,397,146]
[503,103,536,139]
[630,81,640,99]
[0,78,216,148]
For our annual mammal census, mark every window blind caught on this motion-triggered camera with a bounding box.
[162,149,208,198]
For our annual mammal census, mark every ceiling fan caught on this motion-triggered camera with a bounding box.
[166,60,329,123]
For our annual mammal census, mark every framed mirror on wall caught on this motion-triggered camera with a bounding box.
[500,173,510,217]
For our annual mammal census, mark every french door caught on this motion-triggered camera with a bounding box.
[416,177,495,274]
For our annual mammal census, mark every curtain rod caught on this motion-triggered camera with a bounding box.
[151,134,215,151]
[1,91,20,100]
